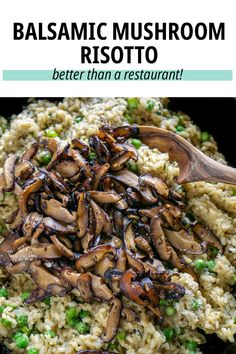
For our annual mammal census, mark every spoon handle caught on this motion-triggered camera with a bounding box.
[138,126,236,185]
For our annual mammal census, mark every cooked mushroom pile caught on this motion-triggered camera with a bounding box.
[0,125,223,342]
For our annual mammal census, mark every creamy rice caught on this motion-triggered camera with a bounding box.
[0,97,236,354]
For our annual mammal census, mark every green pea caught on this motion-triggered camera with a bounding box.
[79,309,91,319]
[130,138,142,149]
[191,298,202,311]
[163,327,175,342]
[21,326,31,335]
[206,259,216,271]
[188,351,196,354]
[46,129,58,138]
[165,306,176,316]
[75,116,83,124]
[21,292,30,302]
[27,348,39,354]
[88,152,96,161]
[14,332,23,340]
[186,340,197,350]
[176,125,185,132]
[1,318,12,328]
[146,100,155,112]
[124,113,135,125]
[209,246,219,257]
[75,322,90,334]
[194,259,206,271]
[44,329,56,338]
[0,288,8,298]
[159,299,167,307]
[66,307,78,322]
[0,306,5,314]
[43,297,51,306]
[127,162,138,173]
[15,334,29,349]
[127,98,139,110]
[201,131,210,142]
[17,314,28,328]
[38,151,52,165]
[116,330,126,341]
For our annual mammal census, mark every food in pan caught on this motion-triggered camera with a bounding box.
[0,97,236,354]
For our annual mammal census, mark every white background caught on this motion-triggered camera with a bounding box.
[0,0,235,97]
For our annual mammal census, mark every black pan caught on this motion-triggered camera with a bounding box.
[0,97,235,354]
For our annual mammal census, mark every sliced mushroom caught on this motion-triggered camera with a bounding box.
[113,210,124,237]
[110,170,157,204]
[89,136,110,164]
[77,192,89,238]
[71,138,89,158]
[90,199,105,236]
[101,297,122,342]
[94,255,115,277]
[25,287,50,304]
[40,169,69,193]
[56,160,79,178]
[120,269,148,306]
[9,210,23,230]
[139,175,169,198]
[69,149,91,177]
[116,247,127,271]
[22,212,43,237]
[29,260,67,296]
[15,160,35,180]
[9,243,61,263]
[193,223,223,253]
[124,221,136,253]
[77,351,115,354]
[110,151,132,171]
[41,198,77,224]
[51,235,74,259]
[89,191,121,204]
[92,163,110,190]
[19,174,45,216]
[125,251,145,275]
[0,233,19,266]
[3,155,17,192]
[135,236,154,258]
[75,245,115,270]
[43,217,76,234]
[164,228,207,254]
[6,262,29,274]
[31,223,45,245]
[47,140,70,170]
[122,307,140,322]
[90,274,113,301]
[150,217,171,261]
[77,273,94,302]
[22,142,38,161]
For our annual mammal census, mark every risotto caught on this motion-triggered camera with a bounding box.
[0,97,236,354]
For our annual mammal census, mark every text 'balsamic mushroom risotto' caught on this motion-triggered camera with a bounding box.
[0,98,236,354]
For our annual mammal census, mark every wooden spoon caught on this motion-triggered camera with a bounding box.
[138,125,236,184]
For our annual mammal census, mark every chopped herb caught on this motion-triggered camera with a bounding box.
[126,161,138,173]
[75,322,90,334]
[159,299,167,307]
[191,298,202,311]
[116,330,126,341]
[209,246,219,257]
[88,152,96,161]
[21,292,30,302]
[44,329,56,338]
[27,348,39,354]
[75,116,83,124]
[16,314,28,328]
[43,297,51,306]
[0,306,5,314]
[186,340,197,350]
[0,288,8,298]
